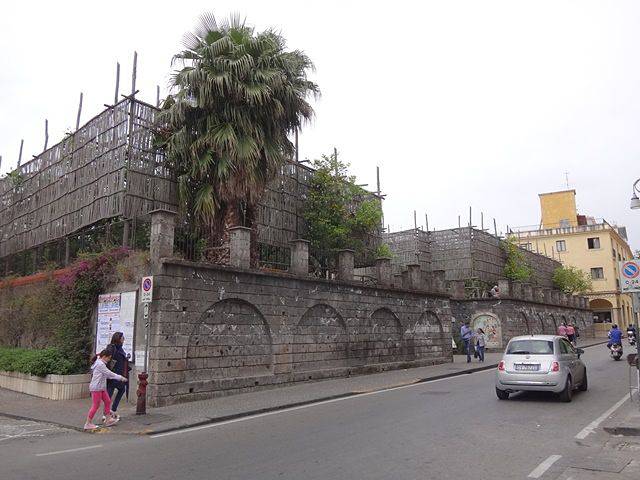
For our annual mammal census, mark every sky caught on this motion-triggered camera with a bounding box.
[1,0,639,250]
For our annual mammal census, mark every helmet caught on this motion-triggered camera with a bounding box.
[612,324,618,329]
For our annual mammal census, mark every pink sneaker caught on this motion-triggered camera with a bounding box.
[104,416,120,427]
[84,422,98,431]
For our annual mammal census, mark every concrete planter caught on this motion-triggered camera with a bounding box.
[0,371,90,400]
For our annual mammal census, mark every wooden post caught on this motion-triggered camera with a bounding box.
[481,212,484,230]
[414,210,417,230]
[493,218,498,236]
[114,62,120,103]
[295,129,299,163]
[131,51,138,95]
[458,215,461,229]
[18,139,24,167]
[156,85,160,107]
[75,92,83,130]
[469,206,472,227]
[376,166,381,195]
[425,213,429,231]
[44,119,49,150]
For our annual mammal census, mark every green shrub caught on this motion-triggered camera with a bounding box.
[553,266,592,294]
[0,347,78,376]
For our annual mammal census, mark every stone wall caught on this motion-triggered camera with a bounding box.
[450,294,593,350]
[147,259,453,406]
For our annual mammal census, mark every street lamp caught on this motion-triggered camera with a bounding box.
[631,178,640,210]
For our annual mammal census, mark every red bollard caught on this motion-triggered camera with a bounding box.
[136,372,148,415]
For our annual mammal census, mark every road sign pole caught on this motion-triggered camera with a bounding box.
[136,276,153,415]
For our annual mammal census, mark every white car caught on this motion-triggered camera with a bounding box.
[495,335,587,402]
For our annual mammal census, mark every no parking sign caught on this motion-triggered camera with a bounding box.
[619,260,640,293]
[140,276,153,303]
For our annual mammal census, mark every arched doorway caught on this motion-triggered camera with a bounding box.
[589,299,613,323]
[472,314,502,349]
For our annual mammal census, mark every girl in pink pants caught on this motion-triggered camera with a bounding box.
[85,348,127,431]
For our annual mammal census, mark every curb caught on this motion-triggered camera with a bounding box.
[603,425,640,437]
[0,339,608,436]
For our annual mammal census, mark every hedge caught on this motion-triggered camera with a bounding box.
[0,347,78,376]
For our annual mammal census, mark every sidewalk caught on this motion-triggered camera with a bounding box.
[0,339,606,435]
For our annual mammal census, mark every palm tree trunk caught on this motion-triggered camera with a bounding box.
[245,203,259,268]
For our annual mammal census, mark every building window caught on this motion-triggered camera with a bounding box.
[519,243,532,251]
[612,248,617,259]
[556,240,567,252]
[590,267,604,279]
[616,278,620,289]
[587,237,600,249]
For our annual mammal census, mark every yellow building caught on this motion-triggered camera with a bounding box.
[515,189,637,331]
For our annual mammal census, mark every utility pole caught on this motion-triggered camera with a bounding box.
[114,62,120,104]
[44,119,49,151]
[76,92,83,130]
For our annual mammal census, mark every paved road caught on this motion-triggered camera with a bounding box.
[1,343,634,480]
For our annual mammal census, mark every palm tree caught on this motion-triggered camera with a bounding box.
[157,13,318,263]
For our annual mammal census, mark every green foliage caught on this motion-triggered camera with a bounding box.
[502,236,533,282]
[0,247,130,374]
[0,347,76,376]
[156,13,319,239]
[552,266,592,294]
[303,153,383,269]
[375,243,393,258]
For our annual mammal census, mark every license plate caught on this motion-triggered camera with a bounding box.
[514,364,540,371]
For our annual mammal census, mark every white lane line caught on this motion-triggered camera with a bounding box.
[35,444,103,457]
[151,370,491,439]
[527,455,562,478]
[575,393,629,440]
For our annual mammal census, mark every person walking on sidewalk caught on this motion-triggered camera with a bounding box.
[475,328,487,362]
[557,322,567,338]
[105,332,130,422]
[566,323,576,346]
[85,347,128,431]
[461,322,473,363]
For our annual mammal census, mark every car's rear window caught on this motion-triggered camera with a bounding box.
[506,340,554,355]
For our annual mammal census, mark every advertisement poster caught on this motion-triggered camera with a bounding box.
[472,314,503,349]
[95,292,136,357]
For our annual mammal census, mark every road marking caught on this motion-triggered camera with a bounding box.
[527,455,562,478]
[574,393,629,440]
[151,371,491,439]
[35,444,103,457]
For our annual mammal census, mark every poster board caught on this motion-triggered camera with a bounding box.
[96,291,136,356]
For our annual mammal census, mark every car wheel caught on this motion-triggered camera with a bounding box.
[559,376,573,402]
[578,371,588,392]
[496,387,509,400]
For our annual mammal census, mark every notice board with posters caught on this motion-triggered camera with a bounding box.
[95,291,136,355]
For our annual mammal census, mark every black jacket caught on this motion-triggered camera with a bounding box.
[107,344,129,386]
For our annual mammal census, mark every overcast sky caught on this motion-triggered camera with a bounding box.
[1,1,639,250]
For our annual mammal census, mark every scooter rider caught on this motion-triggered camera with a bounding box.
[607,324,623,348]
[627,324,637,343]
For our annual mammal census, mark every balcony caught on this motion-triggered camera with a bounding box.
[513,219,618,240]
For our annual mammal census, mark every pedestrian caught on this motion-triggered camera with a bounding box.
[489,285,500,298]
[475,328,487,362]
[85,347,128,431]
[105,332,130,422]
[557,322,567,337]
[566,323,576,346]
[461,321,473,363]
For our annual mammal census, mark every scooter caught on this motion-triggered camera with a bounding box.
[610,343,623,361]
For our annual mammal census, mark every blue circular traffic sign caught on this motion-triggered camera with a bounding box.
[622,261,639,279]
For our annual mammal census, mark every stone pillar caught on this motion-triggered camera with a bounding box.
[542,288,552,304]
[228,226,251,269]
[407,264,422,290]
[337,249,355,281]
[150,209,177,262]
[522,283,534,302]
[534,287,545,303]
[451,280,466,299]
[511,281,523,299]
[122,219,131,247]
[581,297,589,309]
[432,270,446,293]
[498,279,510,298]
[375,257,392,287]
[393,273,404,289]
[289,239,310,276]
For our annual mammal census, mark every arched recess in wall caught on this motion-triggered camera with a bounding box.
[520,312,531,334]
[409,311,445,360]
[549,314,558,332]
[350,308,404,363]
[295,304,349,372]
[186,299,273,383]
[535,313,546,334]
[471,313,503,349]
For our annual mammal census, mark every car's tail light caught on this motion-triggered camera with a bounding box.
[551,361,560,372]
[498,361,505,371]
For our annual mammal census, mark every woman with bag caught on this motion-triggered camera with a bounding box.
[105,332,130,422]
